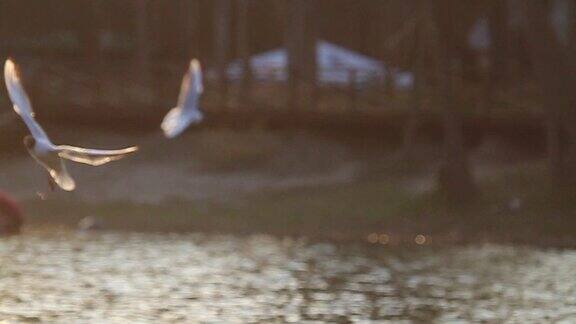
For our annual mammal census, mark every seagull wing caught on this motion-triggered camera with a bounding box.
[177,59,203,108]
[4,59,51,143]
[162,59,203,138]
[56,145,139,166]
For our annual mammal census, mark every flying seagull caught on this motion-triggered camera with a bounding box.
[3,58,138,191]
[161,59,204,138]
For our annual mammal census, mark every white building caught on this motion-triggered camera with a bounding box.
[224,40,413,90]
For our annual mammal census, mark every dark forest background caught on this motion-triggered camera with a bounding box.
[0,1,420,61]
[0,0,575,205]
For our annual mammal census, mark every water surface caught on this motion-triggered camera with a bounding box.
[1,230,575,322]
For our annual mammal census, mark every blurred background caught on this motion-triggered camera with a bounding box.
[1,0,576,322]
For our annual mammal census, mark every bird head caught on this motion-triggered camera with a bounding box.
[23,135,35,150]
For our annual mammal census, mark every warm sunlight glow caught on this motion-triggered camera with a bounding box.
[1,1,573,321]
[415,234,426,245]
[367,233,379,244]
[378,234,389,245]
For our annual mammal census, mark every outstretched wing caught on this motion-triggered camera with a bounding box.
[177,59,203,109]
[4,59,51,143]
[56,145,138,166]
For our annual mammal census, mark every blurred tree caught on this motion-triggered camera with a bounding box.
[285,0,317,110]
[303,0,319,109]
[569,0,576,59]
[181,0,202,59]
[285,0,305,110]
[432,0,477,202]
[0,1,6,57]
[488,0,511,87]
[525,0,576,183]
[78,0,105,108]
[156,1,179,57]
[237,0,253,104]
[134,0,151,71]
[401,2,430,160]
[215,0,232,106]
[475,0,509,132]
[79,0,103,66]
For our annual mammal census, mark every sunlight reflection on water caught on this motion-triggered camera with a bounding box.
[1,230,576,322]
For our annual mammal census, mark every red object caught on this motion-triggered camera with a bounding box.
[0,191,23,234]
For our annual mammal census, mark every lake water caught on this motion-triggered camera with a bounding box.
[1,230,575,323]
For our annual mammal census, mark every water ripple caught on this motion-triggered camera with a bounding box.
[0,231,575,322]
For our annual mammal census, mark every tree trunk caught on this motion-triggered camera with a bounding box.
[285,0,306,110]
[214,0,232,107]
[237,0,252,106]
[79,1,104,108]
[401,10,425,160]
[525,1,576,183]
[303,0,318,110]
[0,2,5,58]
[485,0,509,118]
[179,0,202,60]
[285,0,317,111]
[568,0,576,67]
[134,0,151,72]
[80,0,103,67]
[546,114,564,181]
[488,0,510,86]
[432,0,477,203]
[401,72,422,160]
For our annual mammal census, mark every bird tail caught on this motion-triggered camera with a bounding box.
[49,160,76,191]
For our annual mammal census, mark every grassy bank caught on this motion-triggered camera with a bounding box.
[21,160,576,247]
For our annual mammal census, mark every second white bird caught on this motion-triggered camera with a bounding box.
[161,59,204,138]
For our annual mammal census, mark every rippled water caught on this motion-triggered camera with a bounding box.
[1,231,576,323]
